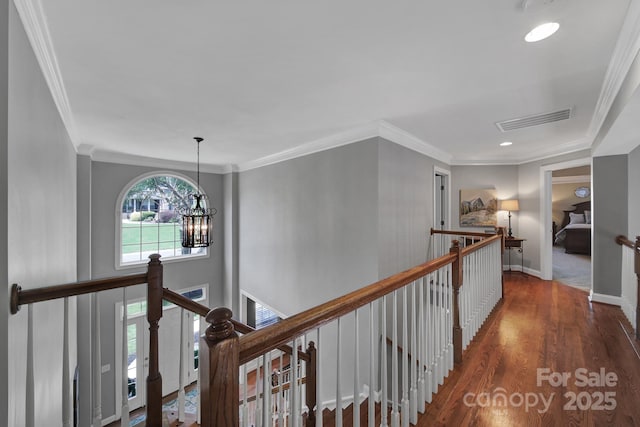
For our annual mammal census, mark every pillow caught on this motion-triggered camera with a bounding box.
[584,210,591,224]
[569,212,585,224]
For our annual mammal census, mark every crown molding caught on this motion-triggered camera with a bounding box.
[13,0,81,146]
[377,120,452,164]
[451,137,591,166]
[237,120,452,172]
[588,0,640,143]
[237,123,379,171]
[89,149,227,174]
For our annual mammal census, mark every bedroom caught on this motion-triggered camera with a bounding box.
[552,165,592,290]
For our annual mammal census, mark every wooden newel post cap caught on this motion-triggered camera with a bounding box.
[148,253,162,264]
[450,240,460,251]
[204,307,236,343]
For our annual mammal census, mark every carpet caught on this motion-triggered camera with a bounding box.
[552,245,591,291]
[130,388,198,426]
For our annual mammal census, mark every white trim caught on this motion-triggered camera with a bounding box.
[114,171,211,270]
[589,292,622,307]
[238,123,379,171]
[240,290,289,322]
[433,166,451,230]
[100,415,116,426]
[588,0,640,145]
[621,294,636,328]
[237,120,452,172]
[378,121,452,165]
[452,137,591,166]
[551,175,591,184]
[539,158,592,280]
[90,149,226,174]
[13,0,81,145]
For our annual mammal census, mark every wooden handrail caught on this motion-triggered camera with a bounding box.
[162,288,310,362]
[460,234,502,256]
[616,235,635,249]
[431,227,497,238]
[238,252,457,364]
[10,272,148,314]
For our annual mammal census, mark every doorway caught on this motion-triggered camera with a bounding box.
[540,158,592,292]
[434,166,451,230]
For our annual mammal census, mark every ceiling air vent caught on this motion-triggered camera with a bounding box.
[496,108,571,132]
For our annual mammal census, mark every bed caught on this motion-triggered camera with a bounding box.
[554,201,591,255]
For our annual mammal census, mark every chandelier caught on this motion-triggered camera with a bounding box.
[181,137,216,248]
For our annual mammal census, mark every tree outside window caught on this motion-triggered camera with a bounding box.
[119,175,208,266]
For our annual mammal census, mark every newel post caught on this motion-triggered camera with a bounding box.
[635,236,640,341]
[450,240,463,364]
[146,254,163,426]
[306,341,317,427]
[200,307,239,427]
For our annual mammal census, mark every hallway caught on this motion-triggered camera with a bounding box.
[418,274,640,426]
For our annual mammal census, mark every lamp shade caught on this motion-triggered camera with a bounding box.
[499,199,519,211]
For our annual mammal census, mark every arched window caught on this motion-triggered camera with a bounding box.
[117,173,209,268]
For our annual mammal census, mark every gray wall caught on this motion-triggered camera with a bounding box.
[629,145,640,244]
[239,139,380,315]
[81,161,224,419]
[451,165,519,233]
[593,155,628,297]
[0,0,8,422]
[377,139,447,277]
[6,2,77,425]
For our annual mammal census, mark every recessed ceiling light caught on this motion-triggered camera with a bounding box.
[500,141,513,147]
[525,22,560,42]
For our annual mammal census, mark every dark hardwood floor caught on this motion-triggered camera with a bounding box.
[416,273,640,426]
[110,273,640,426]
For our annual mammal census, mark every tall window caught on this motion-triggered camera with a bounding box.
[118,174,208,267]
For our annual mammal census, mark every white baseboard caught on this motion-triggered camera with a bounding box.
[503,266,542,278]
[101,415,116,426]
[621,294,636,326]
[589,292,622,306]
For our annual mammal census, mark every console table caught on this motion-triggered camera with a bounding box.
[504,237,525,273]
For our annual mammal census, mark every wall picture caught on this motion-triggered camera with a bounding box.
[460,189,497,227]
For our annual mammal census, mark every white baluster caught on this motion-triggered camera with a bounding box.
[278,352,284,426]
[63,298,71,427]
[241,364,247,426]
[391,291,399,427]
[381,296,389,427]
[353,310,360,427]
[425,273,433,404]
[316,328,323,427]
[335,320,342,427]
[292,337,300,427]
[263,352,271,427]
[256,357,263,427]
[401,287,409,427]
[417,277,426,412]
[92,293,102,427]
[369,302,375,427]
[178,309,186,422]
[410,282,418,424]
[26,304,34,427]
[120,292,129,427]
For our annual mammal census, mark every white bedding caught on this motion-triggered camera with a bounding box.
[554,223,591,244]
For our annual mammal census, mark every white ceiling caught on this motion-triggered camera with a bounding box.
[20,0,634,169]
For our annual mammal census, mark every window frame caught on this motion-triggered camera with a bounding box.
[115,171,211,270]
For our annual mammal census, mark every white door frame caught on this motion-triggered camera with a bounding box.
[539,157,592,280]
[434,166,452,230]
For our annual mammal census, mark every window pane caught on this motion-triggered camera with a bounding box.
[120,175,209,266]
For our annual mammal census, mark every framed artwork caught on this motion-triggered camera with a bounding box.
[460,189,498,227]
